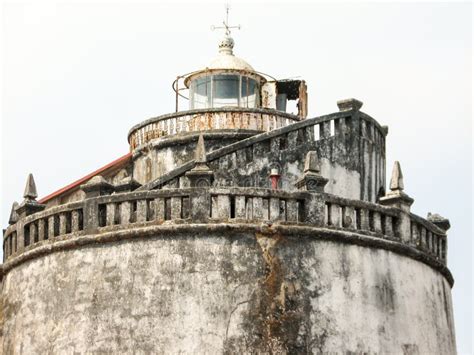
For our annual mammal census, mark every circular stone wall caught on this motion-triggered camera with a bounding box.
[132,130,257,185]
[0,227,456,354]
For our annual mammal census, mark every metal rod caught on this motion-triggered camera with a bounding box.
[175,76,179,112]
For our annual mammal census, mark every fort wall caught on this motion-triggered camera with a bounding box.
[1,225,455,354]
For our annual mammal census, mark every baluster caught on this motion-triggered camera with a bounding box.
[360,209,370,230]
[155,198,165,221]
[335,118,347,136]
[245,197,253,219]
[8,235,12,257]
[216,195,230,219]
[59,213,67,235]
[433,234,438,257]
[269,198,280,222]
[441,238,447,262]
[427,231,432,252]
[12,232,17,253]
[252,197,263,220]
[235,196,246,218]
[120,202,131,224]
[262,115,269,131]
[287,199,298,222]
[384,216,394,238]
[171,197,182,219]
[38,218,45,242]
[343,206,356,229]
[4,236,8,258]
[320,121,331,138]
[29,223,37,244]
[106,203,115,226]
[305,126,314,142]
[420,228,427,249]
[38,219,45,241]
[262,199,269,220]
[373,212,382,233]
[72,210,80,231]
[137,200,147,222]
[411,223,420,246]
[48,216,55,238]
[211,195,219,218]
[329,204,342,227]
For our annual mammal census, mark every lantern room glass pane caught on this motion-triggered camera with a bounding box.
[241,77,259,108]
[191,77,211,109]
[213,75,239,107]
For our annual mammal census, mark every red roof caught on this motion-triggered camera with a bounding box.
[38,153,132,204]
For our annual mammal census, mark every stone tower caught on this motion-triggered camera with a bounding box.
[1,18,455,354]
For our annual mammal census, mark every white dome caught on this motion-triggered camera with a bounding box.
[207,34,255,72]
[208,54,255,71]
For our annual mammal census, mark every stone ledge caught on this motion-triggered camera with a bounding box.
[128,107,302,142]
[1,222,454,287]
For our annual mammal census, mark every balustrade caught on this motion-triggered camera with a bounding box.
[3,188,447,267]
[128,109,301,150]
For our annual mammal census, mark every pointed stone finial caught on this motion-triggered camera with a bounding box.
[389,161,404,191]
[23,173,38,201]
[8,202,19,225]
[304,151,321,174]
[380,160,413,211]
[195,135,207,163]
[186,135,214,187]
[295,151,328,192]
[16,174,45,217]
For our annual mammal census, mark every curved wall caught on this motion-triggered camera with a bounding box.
[132,130,256,185]
[1,228,455,354]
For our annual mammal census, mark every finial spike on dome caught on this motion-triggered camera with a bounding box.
[23,173,38,201]
[389,161,404,191]
[211,3,240,55]
[195,135,207,163]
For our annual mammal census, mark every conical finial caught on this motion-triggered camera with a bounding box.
[304,151,321,174]
[195,135,207,163]
[8,202,19,224]
[389,161,404,191]
[23,173,38,201]
[295,151,328,192]
[380,160,413,211]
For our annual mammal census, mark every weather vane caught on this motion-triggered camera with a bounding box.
[211,3,241,36]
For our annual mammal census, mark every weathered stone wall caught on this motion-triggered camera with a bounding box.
[133,130,256,185]
[1,228,455,354]
[137,108,387,204]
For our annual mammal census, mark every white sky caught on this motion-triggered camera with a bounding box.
[1,1,472,353]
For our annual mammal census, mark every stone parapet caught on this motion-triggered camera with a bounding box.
[128,108,301,151]
[3,187,451,285]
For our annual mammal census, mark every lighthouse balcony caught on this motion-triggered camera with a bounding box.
[128,107,301,151]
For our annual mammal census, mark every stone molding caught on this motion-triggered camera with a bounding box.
[3,187,451,286]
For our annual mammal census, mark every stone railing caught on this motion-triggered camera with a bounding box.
[3,188,448,275]
[139,106,388,201]
[127,108,301,150]
[324,195,400,239]
[409,213,448,264]
[3,202,85,259]
[323,194,447,264]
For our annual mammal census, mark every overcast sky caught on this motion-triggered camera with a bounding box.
[1,1,472,352]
